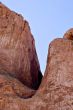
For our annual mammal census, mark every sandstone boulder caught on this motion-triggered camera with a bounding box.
[63,28,73,40]
[0,2,42,89]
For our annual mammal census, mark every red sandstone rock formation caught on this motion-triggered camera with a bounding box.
[0,2,73,110]
[0,2,42,90]
[1,38,73,110]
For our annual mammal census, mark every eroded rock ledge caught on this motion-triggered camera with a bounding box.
[0,2,73,110]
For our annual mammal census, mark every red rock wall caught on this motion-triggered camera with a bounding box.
[0,2,73,110]
[0,2,42,90]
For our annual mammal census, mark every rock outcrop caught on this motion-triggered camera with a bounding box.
[63,28,73,40]
[0,2,42,90]
[0,2,73,110]
[1,37,73,110]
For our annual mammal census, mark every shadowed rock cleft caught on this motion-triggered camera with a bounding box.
[0,2,73,110]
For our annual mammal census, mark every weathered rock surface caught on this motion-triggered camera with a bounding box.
[0,2,42,89]
[63,28,73,40]
[0,2,73,110]
[1,38,73,110]
[0,73,35,99]
[25,38,73,110]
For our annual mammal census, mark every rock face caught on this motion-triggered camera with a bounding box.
[0,2,42,89]
[24,38,73,110]
[38,38,73,109]
[0,3,73,110]
[1,38,73,110]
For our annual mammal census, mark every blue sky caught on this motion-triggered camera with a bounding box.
[0,0,73,74]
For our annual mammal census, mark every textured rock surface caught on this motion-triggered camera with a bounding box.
[0,2,42,89]
[63,28,73,40]
[0,2,73,110]
[1,38,73,110]
[0,73,35,99]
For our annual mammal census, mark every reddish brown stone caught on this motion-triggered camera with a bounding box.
[63,28,73,40]
[1,38,73,110]
[0,73,35,99]
[0,2,42,89]
[1,2,73,110]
